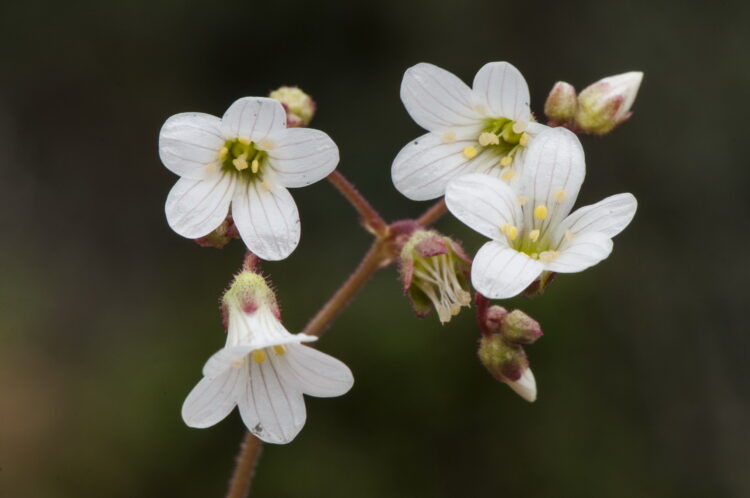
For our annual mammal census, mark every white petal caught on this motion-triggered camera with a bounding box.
[267,128,339,188]
[506,368,536,402]
[519,127,585,228]
[545,231,613,273]
[221,97,287,143]
[556,193,637,239]
[238,358,306,444]
[232,180,300,261]
[181,366,242,429]
[202,345,254,377]
[400,63,480,131]
[471,242,543,299]
[165,172,236,239]
[445,173,521,241]
[274,344,354,398]
[159,113,225,180]
[472,62,531,122]
[391,133,481,201]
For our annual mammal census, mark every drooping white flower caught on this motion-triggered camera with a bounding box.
[159,96,339,260]
[182,272,354,444]
[392,61,549,201]
[445,127,637,299]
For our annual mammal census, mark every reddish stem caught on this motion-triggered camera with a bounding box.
[416,199,447,227]
[327,171,388,236]
[474,293,491,338]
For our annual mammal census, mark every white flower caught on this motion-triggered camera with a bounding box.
[391,61,549,201]
[445,128,637,299]
[159,97,339,260]
[181,272,354,444]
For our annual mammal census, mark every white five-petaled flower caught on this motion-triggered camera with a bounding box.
[392,61,549,201]
[182,272,354,444]
[159,96,339,261]
[445,128,637,299]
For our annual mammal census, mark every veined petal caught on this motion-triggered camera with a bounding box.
[181,366,242,429]
[232,180,300,261]
[221,97,287,143]
[472,62,531,123]
[556,193,637,239]
[159,112,225,180]
[545,231,613,273]
[267,128,339,188]
[391,132,479,201]
[273,344,354,398]
[471,242,543,299]
[165,173,236,239]
[239,358,306,444]
[519,127,585,229]
[445,174,521,241]
[226,306,318,351]
[400,63,480,132]
[202,345,254,377]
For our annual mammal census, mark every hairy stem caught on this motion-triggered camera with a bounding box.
[416,199,447,227]
[225,433,263,498]
[327,171,389,236]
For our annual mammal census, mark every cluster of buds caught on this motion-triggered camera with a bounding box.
[544,71,643,135]
[398,229,472,324]
[477,306,543,402]
[269,86,317,128]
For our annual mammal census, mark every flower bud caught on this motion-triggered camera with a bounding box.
[269,86,316,127]
[477,334,537,402]
[575,71,643,135]
[399,230,471,324]
[484,305,508,333]
[195,215,239,249]
[544,81,578,124]
[501,309,543,345]
[221,270,280,328]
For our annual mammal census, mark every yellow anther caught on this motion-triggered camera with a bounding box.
[554,189,567,202]
[218,146,229,160]
[463,146,478,159]
[519,132,530,147]
[501,169,516,182]
[252,349,266,363]
[534,204,548,220]
[261,180,272,192]
[442,130,456,143]
[478,132,500,146]
[517,195,529,205]
[251,159,260,174]
[528,229,540,242]
[232,153,249,171]
[539,250,560,263]
[273,345,286,355]
[259,138,276,150]
[238,137,251,145]
[204,162,219,176]
[501,223,518,241]
[500,155,513,167]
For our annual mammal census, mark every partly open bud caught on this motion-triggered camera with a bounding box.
[544,81,578,125]
[399,230,471,324]
[269,86,316,128]
[478,333,537,402]
[221,270,280,329]
[575,71,643,135]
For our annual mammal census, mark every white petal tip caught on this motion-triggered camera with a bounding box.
[507,368,537,402]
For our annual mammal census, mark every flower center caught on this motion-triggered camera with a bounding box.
[499,199,565,263]
[462,118,530,172]
[218,138,268,179]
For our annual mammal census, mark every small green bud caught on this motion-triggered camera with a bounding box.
[575,71,643,135]
[544,81,578,124]
[501,309,543,344]
[195,216,239,249]
[269,86,316,127]
[221,271,279,328]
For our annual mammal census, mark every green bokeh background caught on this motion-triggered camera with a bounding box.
[2,0,748,496]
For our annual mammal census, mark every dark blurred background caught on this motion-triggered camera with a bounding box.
[1,0,748,496]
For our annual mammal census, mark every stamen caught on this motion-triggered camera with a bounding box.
[554,189,567,202]
[218,146,229,160]
[204,162,219,176]
[232,153,249,171]
[238,137,251,145]
[252,349,266,363]
[564,230,574,242]
[442,130,456,143]
[528,229,540,242]
[251,159,260,174]
[478,132,500,146]
[534,204,548,220]
[501,169,516,182]
[501,223,519,241]
[500,155,513,167]
[519,132,530,147]
[273,345,286,355]
[517,195,529,205]
[473,104,487,114]
[539,250,559,263]
[512,121,528,133]
[259,138,276,150]
[463,146,478,159]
